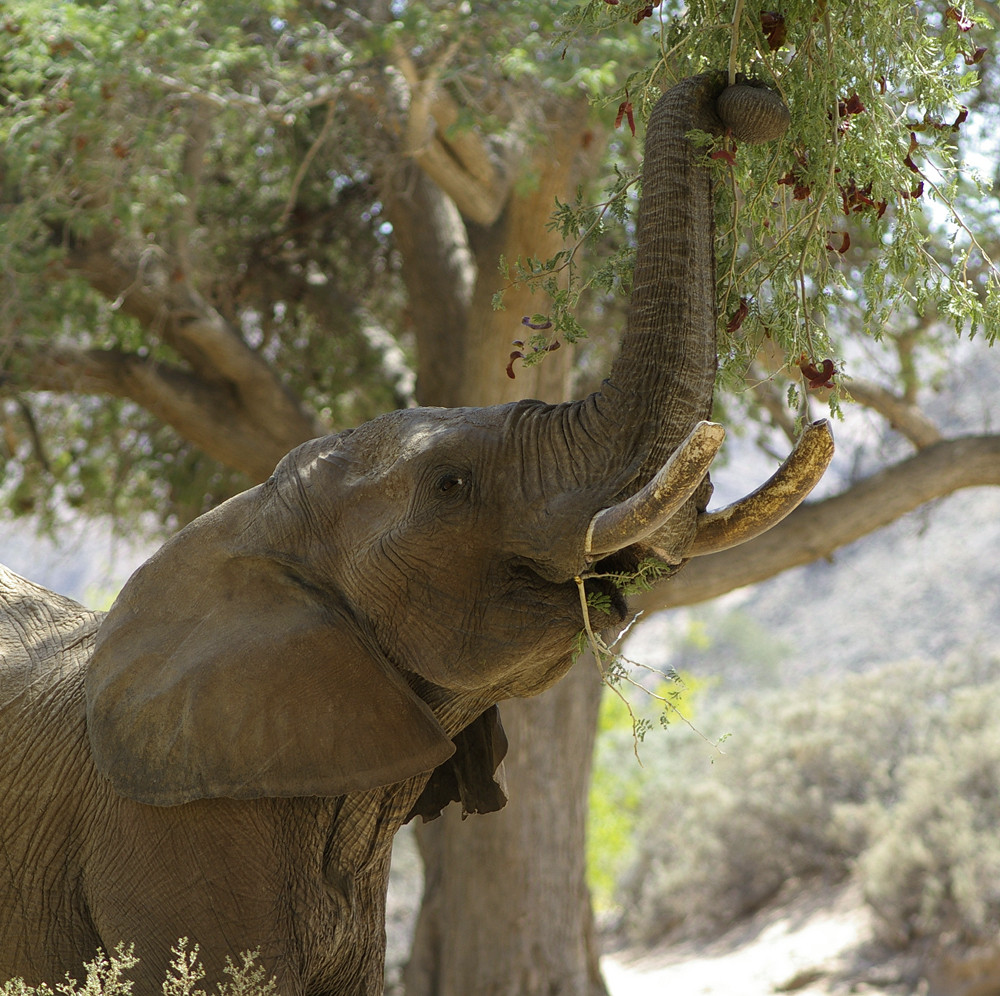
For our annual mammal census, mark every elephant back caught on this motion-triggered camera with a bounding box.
[0,564,105,981]
[0,564,101,710]
[0,563,100,804]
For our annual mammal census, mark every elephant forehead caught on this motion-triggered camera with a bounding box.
[320,408,501,481]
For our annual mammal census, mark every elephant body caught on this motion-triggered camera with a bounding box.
[0,565,433,992]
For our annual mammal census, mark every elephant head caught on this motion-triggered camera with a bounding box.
[85,74,832,812]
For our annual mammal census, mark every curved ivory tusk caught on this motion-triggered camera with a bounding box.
[687,419,835,557]
[585,421,726,558]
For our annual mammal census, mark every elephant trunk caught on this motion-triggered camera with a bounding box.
[591,75,726,476]
[492,75,824,583]
[586,75,789,474]
[550,75,792,564]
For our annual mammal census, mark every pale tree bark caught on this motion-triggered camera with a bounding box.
[382,164,477,408]
[393,91,612,996]
[457,126,588,409]
[393,48,511,229]
[844,378,943,449]
[384,93,592,410]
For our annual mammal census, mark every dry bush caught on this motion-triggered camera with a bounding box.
[616,655,1000,946]
[0,941,275,996]
[860,680,1000,949]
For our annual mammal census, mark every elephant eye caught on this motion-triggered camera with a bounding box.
[436,473,466,495]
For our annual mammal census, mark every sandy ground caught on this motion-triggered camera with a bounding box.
[601,883,883,996]
[387,832,909,996]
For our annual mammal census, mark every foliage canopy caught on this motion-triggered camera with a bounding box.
[1,0,997,528]
[516,1,1000,393]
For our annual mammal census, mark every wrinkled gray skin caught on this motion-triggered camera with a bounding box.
[0,75,788,994]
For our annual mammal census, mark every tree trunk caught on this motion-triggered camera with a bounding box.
[401,98,611,996]
[405,660,608,996]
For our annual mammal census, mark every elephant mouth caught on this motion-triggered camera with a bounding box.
[578,548,643,630]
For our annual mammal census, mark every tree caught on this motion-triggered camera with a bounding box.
[2,2,998,994]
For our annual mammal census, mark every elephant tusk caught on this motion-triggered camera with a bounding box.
[585,421,726,558]
[687,419,835,557]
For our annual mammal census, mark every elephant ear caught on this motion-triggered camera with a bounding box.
[406,706,509,823]
[85,491,454,807]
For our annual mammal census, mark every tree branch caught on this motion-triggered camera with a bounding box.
[61,231,324,458]
[1,339,299,481]
[278,101,337,230]
[139,67,339,123]
[393,49,511,225]
[173,105,214,274]
[845,378,943,448]
[744,366,799,446]
[382,161,477,407]
[636,434,1000,610]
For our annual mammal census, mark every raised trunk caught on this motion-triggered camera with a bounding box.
[581,75,724,483]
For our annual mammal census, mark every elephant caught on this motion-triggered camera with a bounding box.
[0,74,832,994]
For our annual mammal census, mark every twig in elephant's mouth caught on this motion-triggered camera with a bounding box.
[574,565,725,764]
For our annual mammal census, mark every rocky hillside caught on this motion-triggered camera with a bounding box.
[628,344,1000,690]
